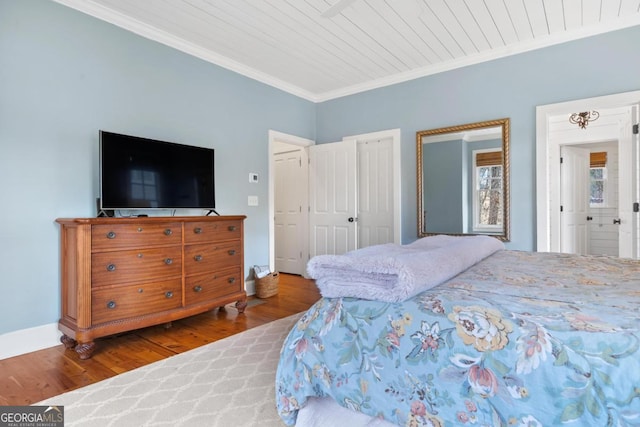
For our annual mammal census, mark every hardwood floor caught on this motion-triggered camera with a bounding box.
[0,273,320,406]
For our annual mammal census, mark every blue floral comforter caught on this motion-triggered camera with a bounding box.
[275,250,640,426]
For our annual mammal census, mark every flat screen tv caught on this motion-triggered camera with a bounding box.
[99,131,215,211]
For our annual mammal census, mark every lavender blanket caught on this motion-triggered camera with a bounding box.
[306,235,504,302]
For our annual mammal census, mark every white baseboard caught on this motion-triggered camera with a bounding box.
[0,323,62,360]
[1,282,256,361]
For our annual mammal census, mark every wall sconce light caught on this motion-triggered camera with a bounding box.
[569,111,600,129]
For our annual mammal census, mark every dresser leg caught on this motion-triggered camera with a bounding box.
[235,298,247,313]
[75,341,96,360]
[60,334,77,349]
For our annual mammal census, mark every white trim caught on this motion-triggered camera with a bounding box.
[341,129,402,244]
[52,0,317,102]
[0,323,62,360]
[315,18,640,102]
[52,0,640,103]
[535,90,640,252]
[268,130,315,273]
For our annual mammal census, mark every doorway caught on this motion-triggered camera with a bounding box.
[536,91,640,258]
[274,140,309,275]
[560,141,619,256]
[268,131,313,275]
[268,129,401,274]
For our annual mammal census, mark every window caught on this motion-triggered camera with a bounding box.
[589,152,607,207]
[473,150,503,232]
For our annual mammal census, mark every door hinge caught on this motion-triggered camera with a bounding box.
[633,123,639,134]
[560,205,564,212]
[560,157,563,164]
[634,202,639,213]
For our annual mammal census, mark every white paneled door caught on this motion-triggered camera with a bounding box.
[274,145,308,274]
[560,145,590,254]
[357,137,395,248]
[618,105,640,258]
[309,140,358,257]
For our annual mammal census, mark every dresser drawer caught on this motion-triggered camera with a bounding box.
[185,267,242,306]
[92,246,182,287]
[184,241,242,276]
[91,279,182,324]
[92,223,182,251]
[184,220,242,244]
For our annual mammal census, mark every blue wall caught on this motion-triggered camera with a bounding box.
[0,0,315,334]
[316,25,640,249]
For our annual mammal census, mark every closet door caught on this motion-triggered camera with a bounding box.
[357,137,395,247]
[274,146,308,274]
[618,104,639,258]
[309,140,357,257]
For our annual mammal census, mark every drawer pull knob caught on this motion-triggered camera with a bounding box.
[165,291,173,298]
[138,288,144,293]
[228,277,236,284]
[228,225,236,231]
[106,231,116,239]
[193,285,203,292]
[194,227,202,234]
[107,300,116,309]
[164,258,173,265]
[228,249,236,256]
[164,228,172,236]
[137,227,143,232]
[106,263,116,272]
[194,255,203,262]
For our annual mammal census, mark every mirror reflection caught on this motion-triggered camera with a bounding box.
[417,118,510,241]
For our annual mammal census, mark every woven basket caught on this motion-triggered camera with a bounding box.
[255,272,279,298]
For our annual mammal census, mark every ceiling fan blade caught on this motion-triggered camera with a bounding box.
[321,0,358,18]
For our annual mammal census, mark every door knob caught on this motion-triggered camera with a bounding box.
[613,218,621,225]
[348,217,355,222]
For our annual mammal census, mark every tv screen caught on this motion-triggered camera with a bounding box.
[100,131,215,210]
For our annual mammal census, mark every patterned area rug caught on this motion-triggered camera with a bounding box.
[38,313,302,426]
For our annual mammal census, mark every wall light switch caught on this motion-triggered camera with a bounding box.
[248,195,259,206]
[249,173,259,183]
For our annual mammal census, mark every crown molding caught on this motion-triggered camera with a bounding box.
[52,0,319,102]
[52,0,640,104]
[313,17,640,102]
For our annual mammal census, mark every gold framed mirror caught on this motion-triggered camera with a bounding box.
[417,118,510,241]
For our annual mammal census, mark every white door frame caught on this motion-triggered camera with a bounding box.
[342,128,402,244]
[268,130,314,272]
[536,90,640,252]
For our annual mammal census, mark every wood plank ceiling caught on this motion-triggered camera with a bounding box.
[54,0,640,102]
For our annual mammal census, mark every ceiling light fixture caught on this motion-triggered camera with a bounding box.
[569,111,600,129]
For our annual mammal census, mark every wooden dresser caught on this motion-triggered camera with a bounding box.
[56,216,247,359]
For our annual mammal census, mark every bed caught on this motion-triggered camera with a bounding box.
[275,241,640,426]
